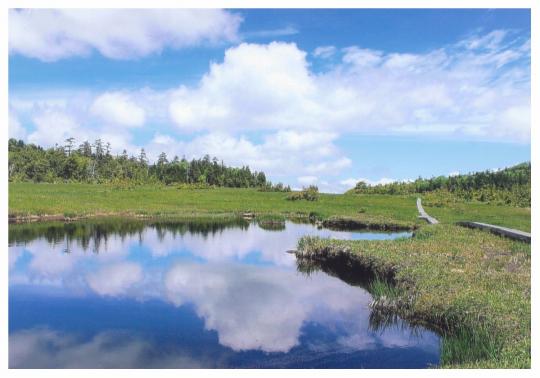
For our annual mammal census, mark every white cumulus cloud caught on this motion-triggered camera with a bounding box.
[339,177,403,191]
[91,92,146,127]
[9,112,26,139]
[166,34,529,142]
[342,46,384,67]
[298,176,318,185]
[28,110,82,147]
[144,130,350,179]
[9,9,242,61]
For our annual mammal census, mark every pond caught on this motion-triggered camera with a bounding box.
[8,218,440,368]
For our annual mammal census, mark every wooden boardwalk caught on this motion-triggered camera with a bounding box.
[416,198,439,224]
[456,221,531,243]
[417,197,529,242]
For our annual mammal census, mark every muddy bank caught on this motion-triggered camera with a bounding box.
[9,213,134,224]
[8,211,242,224]
[295,240,447,336]
[322,216,415,232]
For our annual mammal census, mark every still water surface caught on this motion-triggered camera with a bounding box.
[9,219,440,368]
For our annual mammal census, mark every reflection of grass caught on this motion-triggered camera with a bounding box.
[255,214,285,223]
[257,223,286,232]
[8,216,249,246]
[298,225,530,368]
[295,258,320,277]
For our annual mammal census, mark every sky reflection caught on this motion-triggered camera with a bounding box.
[9,220,436,368]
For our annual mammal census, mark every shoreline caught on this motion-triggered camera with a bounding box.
[296,225,531,368]
[8,211,415,233]
[8,211,241,224]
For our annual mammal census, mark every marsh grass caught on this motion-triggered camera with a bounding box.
[297,225,530,368]
[10,183,529,231]
[369,276,401,300]
[255,214,286,224]
[440,325,501,367]
[255,215,286,231]
[9,183,419,227]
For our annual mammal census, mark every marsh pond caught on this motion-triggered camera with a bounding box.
[9,218,440,368]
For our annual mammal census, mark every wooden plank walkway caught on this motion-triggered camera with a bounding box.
[416,198,439,224]
[456,221,531,243]
[417,197,530,242]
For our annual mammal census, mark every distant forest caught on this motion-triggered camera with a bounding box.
[8,138,290,191]
[348,163,531,207]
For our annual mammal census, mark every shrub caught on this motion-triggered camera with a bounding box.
[287,185,319,201]
[176,183,215,190]
[258,182,292,192]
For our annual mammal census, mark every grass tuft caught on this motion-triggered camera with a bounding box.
[441,325,502,367]
[369,277,401,300]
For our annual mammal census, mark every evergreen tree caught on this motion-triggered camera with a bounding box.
[8,138,281,191]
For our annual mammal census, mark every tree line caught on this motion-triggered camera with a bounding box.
[8,138,290,191]
[348,162,531,207]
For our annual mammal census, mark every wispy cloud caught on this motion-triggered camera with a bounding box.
[313,45,336,59]
[242,26,299,39]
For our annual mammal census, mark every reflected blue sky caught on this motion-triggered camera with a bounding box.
[9,221,437,368]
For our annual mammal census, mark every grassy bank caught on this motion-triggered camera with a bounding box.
[297,225,531,368]
[9,183,530,231]
[9,182,419,228]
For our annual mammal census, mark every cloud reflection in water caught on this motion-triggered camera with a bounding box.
[9,220,437,368]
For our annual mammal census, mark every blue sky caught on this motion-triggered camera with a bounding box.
[9,9,530,192]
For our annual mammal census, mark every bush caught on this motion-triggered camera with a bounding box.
[287,185,319,201]
[258,182,291,192]
[176,183,215,190]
